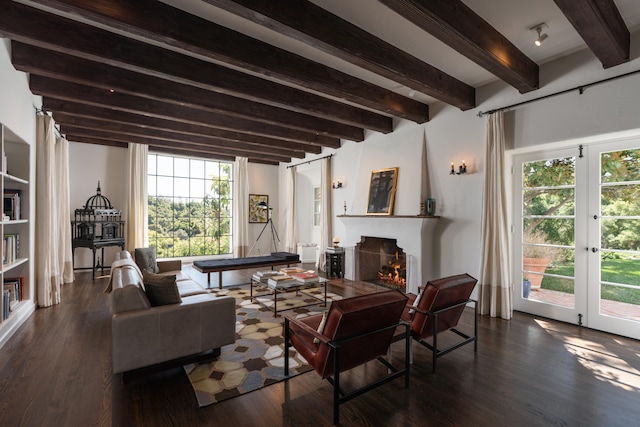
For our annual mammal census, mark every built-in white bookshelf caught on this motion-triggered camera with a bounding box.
[0,123,35,347]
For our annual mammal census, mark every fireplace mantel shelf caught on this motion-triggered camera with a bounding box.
[337,215,440,219]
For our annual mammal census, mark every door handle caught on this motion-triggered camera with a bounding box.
[591,247,598,253]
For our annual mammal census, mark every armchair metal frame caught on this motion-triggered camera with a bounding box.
[284,318,410,424]
[409,298,477,373]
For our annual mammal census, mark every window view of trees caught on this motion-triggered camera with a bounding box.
[523,149,640,305]
[148,154,233,258]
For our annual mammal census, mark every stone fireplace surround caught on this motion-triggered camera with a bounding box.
[337,215,438,295]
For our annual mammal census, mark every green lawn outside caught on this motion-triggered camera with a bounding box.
[542,259,640,305]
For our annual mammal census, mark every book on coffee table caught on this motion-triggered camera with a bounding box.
[292,271,319,283]
[253,270,286,283]
[267,275,293,286]
[279,266,305,275]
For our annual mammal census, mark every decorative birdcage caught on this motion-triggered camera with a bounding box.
[71,182,125,278]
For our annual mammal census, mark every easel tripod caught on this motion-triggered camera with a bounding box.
[248,203,280,255]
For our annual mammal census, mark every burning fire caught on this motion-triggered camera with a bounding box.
[377,250,406,289]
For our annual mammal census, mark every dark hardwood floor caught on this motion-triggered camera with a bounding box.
[0,266,638,426]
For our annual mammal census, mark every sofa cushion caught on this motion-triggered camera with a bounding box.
[135,247,160,273]
[176,279,208,297]
[112,285,151,313]
[143,270,182,306]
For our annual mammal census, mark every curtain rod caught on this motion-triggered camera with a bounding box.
[477,68,640,117]
[286,153,333,169]
[35,105,64,139]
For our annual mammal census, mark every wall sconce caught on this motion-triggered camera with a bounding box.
[332,180,344,189]
[450,160,467,175]
[531,23,548,47]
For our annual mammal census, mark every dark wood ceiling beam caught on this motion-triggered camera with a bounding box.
[17,0,430,122]
[204,0,475,111]
[68,135,260,162]
[62,126,291,163]
[63,135,128,149]
[11,42,364,141]
[29,76,341,147]
[56,116,305,159]
[379,0,539,93]
[47,105,322,154]
[0,1,391,132]
[553,0,629,68]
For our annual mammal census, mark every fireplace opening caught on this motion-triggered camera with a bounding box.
[354,236,406,290]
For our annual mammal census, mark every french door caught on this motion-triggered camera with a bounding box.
[514,140,640,340]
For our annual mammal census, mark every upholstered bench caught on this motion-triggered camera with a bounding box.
[193,252,301,288]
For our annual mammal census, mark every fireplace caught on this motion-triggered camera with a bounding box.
[338,215,439,294]
[354,237,406,290]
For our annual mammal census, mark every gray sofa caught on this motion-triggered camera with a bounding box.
[108,250,236,374]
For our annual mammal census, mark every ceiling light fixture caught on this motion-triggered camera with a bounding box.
[531,23,549,46]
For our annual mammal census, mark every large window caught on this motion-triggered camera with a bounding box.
[147,154,233,258]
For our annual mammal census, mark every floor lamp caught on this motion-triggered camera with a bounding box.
[248,201,280,256]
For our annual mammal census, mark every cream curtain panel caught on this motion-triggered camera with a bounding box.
[284,166,297,253]
[35,114,73,307]
[55,135,74,285]
[125,143,148,252]
[233,157,249,257]
[317,157,332,270]
[478,111,512,319]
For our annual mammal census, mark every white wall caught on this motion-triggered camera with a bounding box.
[0,40,39,147]
[287,35,640,283]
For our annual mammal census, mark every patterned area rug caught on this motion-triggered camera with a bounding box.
[183,285,343,407]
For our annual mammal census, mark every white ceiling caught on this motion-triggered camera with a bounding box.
[161,0,640,105]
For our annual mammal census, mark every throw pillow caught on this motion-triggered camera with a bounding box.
[313,310,328,344]
[135,247,160,273]
[142,270,181,306]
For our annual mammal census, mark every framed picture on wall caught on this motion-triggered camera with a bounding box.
[366,167,398,215]
[249,194,269,223]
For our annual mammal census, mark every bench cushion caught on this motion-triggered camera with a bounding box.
[193,252,300,271]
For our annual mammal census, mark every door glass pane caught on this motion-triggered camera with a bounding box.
[599,149,640,322]
[522,156,575,307]
[601,149,640,183]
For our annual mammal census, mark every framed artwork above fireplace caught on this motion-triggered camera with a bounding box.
[366,167,398,215]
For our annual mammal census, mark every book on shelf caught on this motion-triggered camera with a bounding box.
[3,233,20,265]
[292,271,319,283]
[3,277,23,303]
[2,290,10,320]
[3,189,22,221]
[279,266,304,274]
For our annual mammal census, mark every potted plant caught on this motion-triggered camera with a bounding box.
[522,229,556,291]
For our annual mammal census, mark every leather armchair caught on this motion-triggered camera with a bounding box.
[284,290,410,424]
[401,273,478,372]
